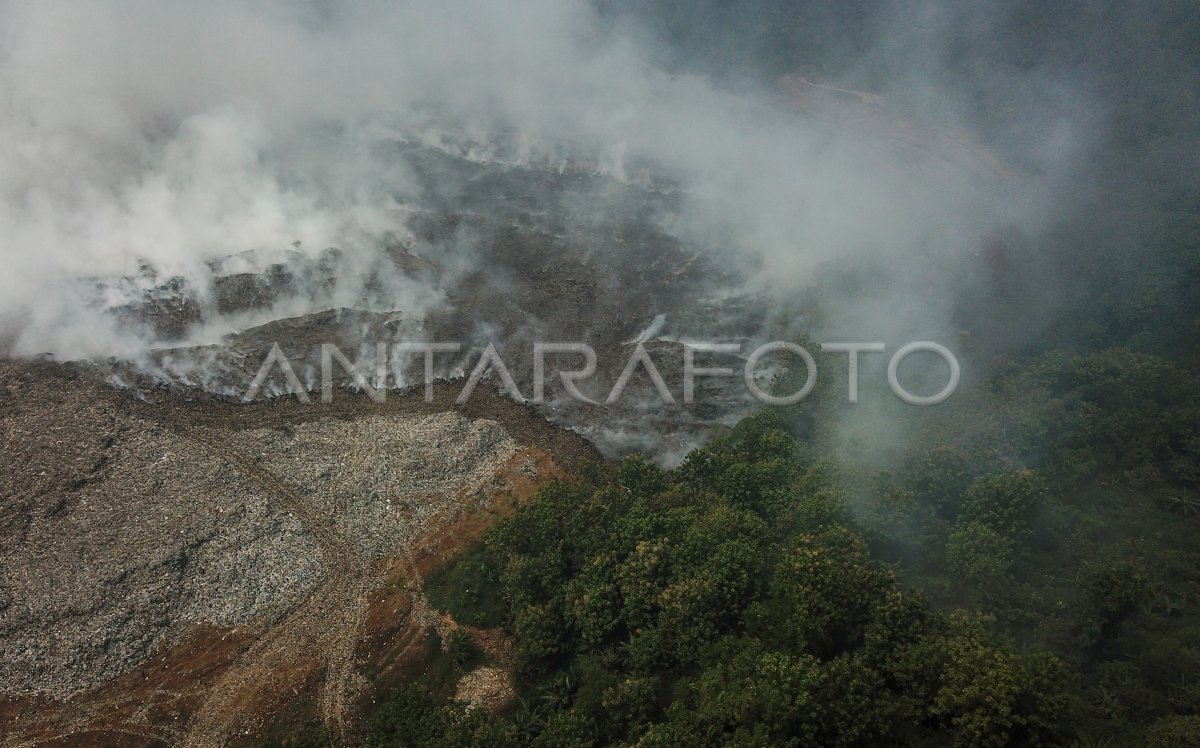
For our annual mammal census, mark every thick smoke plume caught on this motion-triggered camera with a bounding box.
[0,1,1090,360]
[12,0,1159,474]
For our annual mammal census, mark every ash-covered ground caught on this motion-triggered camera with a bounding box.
[42,137,793,464]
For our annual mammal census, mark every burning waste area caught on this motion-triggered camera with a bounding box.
[4,1,1198,746]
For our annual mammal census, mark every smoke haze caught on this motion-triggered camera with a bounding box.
[0,1,1092,352]
[3,0,1196,468]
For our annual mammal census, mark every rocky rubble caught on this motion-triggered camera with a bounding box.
[454,666,515,713]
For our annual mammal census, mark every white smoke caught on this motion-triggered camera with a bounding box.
[0,0,1088,365]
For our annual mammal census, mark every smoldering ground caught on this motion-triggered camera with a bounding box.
[3,0,1188,462]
